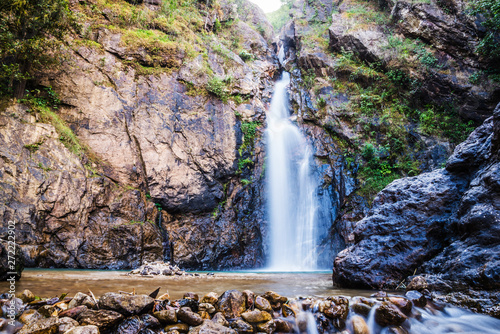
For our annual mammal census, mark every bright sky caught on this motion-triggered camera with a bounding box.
[248,0,283,13]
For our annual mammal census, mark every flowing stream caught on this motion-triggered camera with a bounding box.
[266,48,320,271]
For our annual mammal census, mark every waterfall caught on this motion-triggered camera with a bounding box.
[265,50,320,271]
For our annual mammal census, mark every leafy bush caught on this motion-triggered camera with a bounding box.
[239,50,254,62]
[470,0,500,60]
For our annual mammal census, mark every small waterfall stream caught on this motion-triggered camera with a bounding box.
[266,47,320,271]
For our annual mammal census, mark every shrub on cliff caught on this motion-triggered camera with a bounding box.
[0,0,73,98]
[471,0,500,60]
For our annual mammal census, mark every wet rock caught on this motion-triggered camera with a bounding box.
[19,310,43,325]
[38,305,57,318]
[153,309,177,324]
[242,291,255,310]
[241,310,272,323]
[164,323,189,333]
[18,317,59,334]
[256,320,276,334]
[374,302,407,327]
[18,290,35,303]
[175,299,199,312]
[262,291,287,305]
[385,327,409,334]
[199,303,216,314]
[217,290,246,319]
[63,326,99,334]
[116,316,144,334]
[201,293,219,305]
[189,320,237,334]
[274,318,293,333]
[177,307,203,326]
[183,292,199,301]
[405,291,427,308]
[211,312,229,327]
[388,297,412,315]
[77,309,124,330]
[254,296,272,313]
[58,317,78,333]
[281,304,296,317]
[59,306,88,319]
[68,293,95,310]
[229,319,253,333]
[351,315,369,334]
[98,293,154,316]
[407,276,428,291]
[140,314,161,328]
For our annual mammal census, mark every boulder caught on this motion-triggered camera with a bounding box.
[77,310,124,330]
[177,307,203,326]
[216,290,246,319]
[374,302,407,327]
[17,317,60,334]
[153,310,177,324]
[98,293,154,316]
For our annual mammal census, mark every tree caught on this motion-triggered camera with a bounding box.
[0,0,72,98]
[471,0,500,61]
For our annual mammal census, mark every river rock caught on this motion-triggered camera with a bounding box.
[189,320,237,334]
[68,293,95,309]
[18,290,35,303]
[59,306,88,319]
[256,320,276,334]
[241,310,272,323]
[164,323,189,333]
[388,297,412,315]
[262,291,287,305]
[183,292,199,301]
[216,290,246,319]
[77,310,124,330]
[351,315,369,334]
[201,293,219,305]
[139,314,161,329]
[18,317,59,334]
[58,317,78,333]
[98,293,154,316]
[153,310,177,324]
[211,313,229,327]
[274,318,293,333]
[229,319,253,333]
[63,326,99,334]
[177,307,203,326]
[406,276,428,291]
[254,296,272,313]
[19,310,43,325]
[115,316,144,334]
[242,291,255,310]
[199,303,216,314]
[374,302,407,327]
[405,291,426,308]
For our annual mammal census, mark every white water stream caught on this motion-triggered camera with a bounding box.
[266,48,320,271]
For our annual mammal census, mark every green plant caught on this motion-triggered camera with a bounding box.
[241,179,252,185]
[469,71,482,84]
[206,76,229,102]
[239,50,254,62]
[0,0,73,98]
[470,0,500,60]
[317,97,327,109]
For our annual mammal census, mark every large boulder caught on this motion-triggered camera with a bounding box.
[333,103,500,290]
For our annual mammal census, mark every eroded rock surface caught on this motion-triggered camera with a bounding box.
[333,103,500,290]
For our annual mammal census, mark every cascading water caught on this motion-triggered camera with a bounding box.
[266,47,320,271]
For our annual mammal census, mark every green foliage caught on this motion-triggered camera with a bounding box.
[317,97,327,109]
[0,0,73,97]
[241,178,252,185]
[470,0,500,60]
[214,18,222,33]
[239,50,254,62]
[206,76,229,102]
[419,105,475,143]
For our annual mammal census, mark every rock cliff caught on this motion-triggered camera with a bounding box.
[333,103,500,291]
[0,0,276,272]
